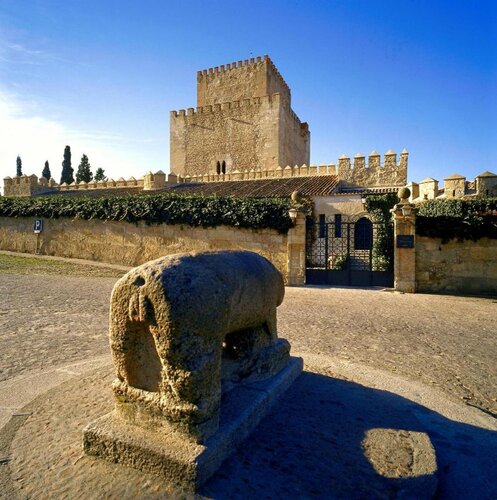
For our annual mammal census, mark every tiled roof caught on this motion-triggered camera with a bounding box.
[336,186,401,195]
[35,187,144,197]
[476,171,497,178]
[161,175,339,197]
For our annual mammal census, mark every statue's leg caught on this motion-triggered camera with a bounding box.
[265,307,278,341]
[161,331,222,442]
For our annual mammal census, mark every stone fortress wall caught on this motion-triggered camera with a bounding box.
[181,150,407,187]
[3,150,408,197]
[408,171,497,202]
[170,94,282,177]
[170,55,310,177]
[2,174,59,197]
[0,212,307,285]
[3,173,146,197]
[196,55,291,106]
[416,236,497,294]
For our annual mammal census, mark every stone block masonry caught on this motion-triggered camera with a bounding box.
[171,55,310,177]
[416,236,497,294]
[184,150,408,188]
[197,55,291,107]
[0,212,307,285]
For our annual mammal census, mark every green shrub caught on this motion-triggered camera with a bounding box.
[364,194,396,271]
[0,193,297,234]
[416,198,497,241]
[329,254,348,270]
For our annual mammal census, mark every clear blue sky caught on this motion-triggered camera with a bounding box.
[0,0,495,186]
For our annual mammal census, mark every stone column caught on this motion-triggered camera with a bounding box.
[391,188,418,293]
[287,209,306,286]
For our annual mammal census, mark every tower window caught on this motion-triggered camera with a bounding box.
[222,161,226,174]
[216,161,221,175]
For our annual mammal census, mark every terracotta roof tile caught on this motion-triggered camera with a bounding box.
[34,176,340,199]
[36,187,143,197]
[162,175,339,197]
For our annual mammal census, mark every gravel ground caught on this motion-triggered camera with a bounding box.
[279,287,497,416]
[0,274,116,382]
[0,271,496,413]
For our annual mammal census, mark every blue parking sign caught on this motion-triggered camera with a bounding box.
[34,219,43,234]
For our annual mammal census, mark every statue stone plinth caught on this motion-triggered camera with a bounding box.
[83,250,302,492]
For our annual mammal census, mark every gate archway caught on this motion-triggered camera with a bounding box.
[305,216,394,287]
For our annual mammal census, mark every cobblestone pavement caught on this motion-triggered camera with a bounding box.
[0,275,496,415]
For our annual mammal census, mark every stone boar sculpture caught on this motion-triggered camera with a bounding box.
[109,250,291,443]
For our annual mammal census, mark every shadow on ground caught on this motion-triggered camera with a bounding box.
[3,368,496,499]
[201,372,497,499]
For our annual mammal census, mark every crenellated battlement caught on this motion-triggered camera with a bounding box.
[177,149,408,188]
[335,149,408,188]
[58,176,146,191]
[171,92,283,119]
[3,150,406,198]
[3,172,178,196]
[196,55,290,103]
[3,174,59,197]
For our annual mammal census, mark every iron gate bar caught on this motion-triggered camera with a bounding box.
[305,217,394,287]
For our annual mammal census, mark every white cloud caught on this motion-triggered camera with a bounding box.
[0,88,159,192]
[0,38,74,65]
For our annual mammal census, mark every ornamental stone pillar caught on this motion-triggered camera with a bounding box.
[287,210,306,286]
[391,187,418,293]
[287,192,306,286]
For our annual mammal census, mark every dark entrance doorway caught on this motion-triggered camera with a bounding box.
[305,217,394,287]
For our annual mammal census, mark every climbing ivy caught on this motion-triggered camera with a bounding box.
[364,194,397,271]
[363,193,397,223]
[0,193,297,234]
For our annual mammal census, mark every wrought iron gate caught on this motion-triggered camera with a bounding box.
[306,217,394,287]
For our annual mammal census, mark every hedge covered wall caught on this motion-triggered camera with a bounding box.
[416,198,497,241]
[0,193,296,234]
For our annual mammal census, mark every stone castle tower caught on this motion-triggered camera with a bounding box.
[170,55,310,176]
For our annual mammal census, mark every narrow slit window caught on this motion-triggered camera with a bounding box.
[319,214,326,238]
[334,214,342,237]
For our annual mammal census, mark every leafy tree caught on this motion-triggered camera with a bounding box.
[94,167,106,181]
[60,146,74,184]
[16,156,22,177]
[75,154,93,183]
[42,161,51,180]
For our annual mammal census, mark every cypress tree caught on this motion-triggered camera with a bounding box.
[60,146,74,184]
[42,161,51,180]
[94,167,106,181]
[76,154,93,183]
[16,156,22,176]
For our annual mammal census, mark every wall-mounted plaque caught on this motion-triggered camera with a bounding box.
[397,235,414,248]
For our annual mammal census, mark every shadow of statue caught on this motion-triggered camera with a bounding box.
[201,371,497,499]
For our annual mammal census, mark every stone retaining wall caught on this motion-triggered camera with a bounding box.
[0,216,306,284]
[416,236,497,294]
